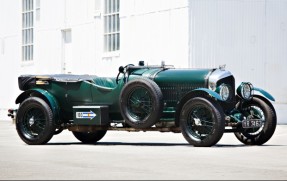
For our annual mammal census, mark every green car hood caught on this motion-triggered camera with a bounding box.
[154,69,212,86]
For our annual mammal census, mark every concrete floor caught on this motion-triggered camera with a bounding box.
[0,121,287,180]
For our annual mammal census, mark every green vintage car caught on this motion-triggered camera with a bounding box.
[8,61,277,147]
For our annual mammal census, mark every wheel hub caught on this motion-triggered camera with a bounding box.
[194,118,202,126]
[29,116,35,126]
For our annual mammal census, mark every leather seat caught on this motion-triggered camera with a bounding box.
[93,77,117,89]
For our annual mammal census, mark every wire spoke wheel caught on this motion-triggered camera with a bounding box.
[234,97,277,145]
[16,97,55,145]
[180,97,224,147]
[120,78,163,129]
[127,87,152,121]
[241,105,265,137]
[186,105,215,141]
[22,108,46,138]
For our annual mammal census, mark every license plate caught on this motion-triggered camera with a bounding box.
[242,119,263,128]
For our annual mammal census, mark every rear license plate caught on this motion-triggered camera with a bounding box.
[242,119,263,128]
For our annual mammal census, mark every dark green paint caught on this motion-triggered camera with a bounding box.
[16,88,61,124]
[154,69,211,85]
[253,87,275,102]
[194,88,223,101]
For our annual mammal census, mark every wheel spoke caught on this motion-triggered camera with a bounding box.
[21,107,47,138]
[129,99,137,105]
[200,120,214,125]
[187,105,215,140]
[127,87,153,120]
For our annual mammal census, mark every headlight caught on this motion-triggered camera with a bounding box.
[237,82,253,100]
[216,84,231,101]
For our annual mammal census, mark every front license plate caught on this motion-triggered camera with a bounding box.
[242,119,263,128]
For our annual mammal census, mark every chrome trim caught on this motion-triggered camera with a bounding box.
[219,84,229,101]
[208,68,233,90]
[204,69,214,88]
[242,82,253,100]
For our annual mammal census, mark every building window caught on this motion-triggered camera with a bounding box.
[22,0,34,61]
[104,0,120,52]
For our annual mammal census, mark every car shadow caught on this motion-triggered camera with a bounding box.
[215,144,283,148]
[47,142,189,147]
[46,142,283,147]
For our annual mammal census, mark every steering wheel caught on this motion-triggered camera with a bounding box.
[116,64,134,84]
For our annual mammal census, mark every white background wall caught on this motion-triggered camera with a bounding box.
[120,0,188,68]
[189,0,287,103]
[0,1,22,118]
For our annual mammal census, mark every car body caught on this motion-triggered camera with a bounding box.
[9,61,277,147]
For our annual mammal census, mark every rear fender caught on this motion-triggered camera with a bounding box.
[16,89,61,125]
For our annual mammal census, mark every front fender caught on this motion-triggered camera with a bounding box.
[253,87,275,102]
[194,88,223,101]
[16,89,61,124]
[174,88,223,127]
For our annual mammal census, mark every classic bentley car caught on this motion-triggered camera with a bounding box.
[8,61,277,147]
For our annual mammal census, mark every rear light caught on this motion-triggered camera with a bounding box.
[8,109,16,119]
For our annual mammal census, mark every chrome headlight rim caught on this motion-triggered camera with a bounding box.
[237,82,254,100]
[209,82,216,91]
[216,84,231,101]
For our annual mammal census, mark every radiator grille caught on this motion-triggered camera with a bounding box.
[159,83,204,106]
[216,76,236,112]
[158,75,236,113]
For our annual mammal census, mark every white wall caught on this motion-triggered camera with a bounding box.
[189,0,287,103]
[35,0,97,75]
[0,1,22,120]
[120,0,189,68]
[96,0,189,76]
[265,0,287,104]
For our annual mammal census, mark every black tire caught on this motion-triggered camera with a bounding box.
[180,97,225,147]
[16,97,56,145]
[72,130,107,144]
[119,78,163,129]
[54,128,64,135]
[234,97,277,145]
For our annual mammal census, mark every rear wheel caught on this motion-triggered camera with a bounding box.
[234,97,277,145]
[180,97,225,147]
[72,131,107,144]
[16,97,56,145]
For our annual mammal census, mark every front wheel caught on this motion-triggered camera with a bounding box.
[234,97,277,145]
[72,130,107,144]
[180,97,225,147]
[16,97,56,145]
